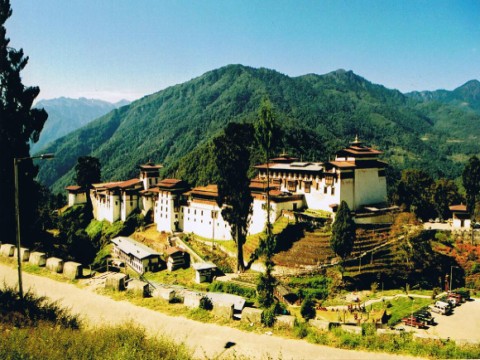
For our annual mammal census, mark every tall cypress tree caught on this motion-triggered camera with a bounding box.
[331,201,356,262]
[0,0,48,244]
[214,123,254,272]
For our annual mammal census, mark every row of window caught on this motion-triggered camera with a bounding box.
[269,172,319,181]
[285,180,337,194]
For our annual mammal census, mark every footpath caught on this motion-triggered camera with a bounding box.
[0,263,420,360]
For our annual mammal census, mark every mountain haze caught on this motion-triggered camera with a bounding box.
[32,97,130,153]
[35,65,480,194]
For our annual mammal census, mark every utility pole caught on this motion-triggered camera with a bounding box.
[14,154,55,300]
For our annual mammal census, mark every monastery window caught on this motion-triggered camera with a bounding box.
[194,210,197,215]
[130,201,133,206]
[287,180,296,192]
[201,220,203,223]
[324,187,328,194]
[175,214,178,219]
[304,182,311,193]
[188,209,190,214]
[325,175,334,186]
[201,210,204,216]
[331,187,335,195]
[316,182,319,191]
[115,201,118,205]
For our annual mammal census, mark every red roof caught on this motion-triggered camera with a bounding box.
[65,185,82,192]
[189,184,218,197]
[329,161,356,168]
[157,178,189,190]
[449,204,468,212]
[93,178,142,190]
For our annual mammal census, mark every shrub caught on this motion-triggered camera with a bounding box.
[294,321,308,338]
[432,287,441,299]
[361,323,376,336]
[199,296,213,311]
[0,285,80,329]
[300,297,316,321]
[208,281,256,299]
[261,305,276,327]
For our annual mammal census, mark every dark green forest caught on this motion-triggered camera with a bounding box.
[35,65,480,194]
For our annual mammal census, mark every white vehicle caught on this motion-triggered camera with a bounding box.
[430,301,452,315]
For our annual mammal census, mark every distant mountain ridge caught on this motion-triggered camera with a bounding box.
[32,97,130,153]
[35,65,479,194]
[406,80,480,113]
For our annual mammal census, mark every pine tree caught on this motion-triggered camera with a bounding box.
[0,0,48,244]
[255,97,278,235]
[331,201,356,262]
[74,156,101,218]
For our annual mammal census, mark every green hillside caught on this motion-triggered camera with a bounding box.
[36,65,480,194]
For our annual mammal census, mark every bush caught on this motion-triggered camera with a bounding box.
[208,281,256,299]
[293,320,309,338]
[0,285,80,329]
[261,305,276,327]
[361,323,376,336]
[300,297,316,321]
[199,296,213,311]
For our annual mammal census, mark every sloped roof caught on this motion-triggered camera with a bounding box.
[111,236,160,259]
[449,204,468,212]
[65,185,83,192]
[93,178,143,191]
[157,178,189,190]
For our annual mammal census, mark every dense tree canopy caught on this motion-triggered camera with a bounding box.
[214,123,254,272]
[0,0,48,244]
[393,169,435,220]
[463,156,480,222]
[431,178,462,221]
[74,156,101,189]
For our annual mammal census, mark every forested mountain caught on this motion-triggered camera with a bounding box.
[35,65,480,194]
[32,97,130,153]
[407,80,480,113]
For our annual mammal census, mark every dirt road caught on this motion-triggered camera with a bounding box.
[0,264,419,359]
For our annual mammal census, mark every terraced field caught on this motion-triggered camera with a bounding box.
[272,225,395,272]
[344,227,396,276]
[273,227,335,267]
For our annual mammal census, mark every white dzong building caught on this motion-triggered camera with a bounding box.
[254,137,392,222]
[67,138,393,240]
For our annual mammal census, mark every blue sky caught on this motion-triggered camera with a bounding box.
[7,0,480,102]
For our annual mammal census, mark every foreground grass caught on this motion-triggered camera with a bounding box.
[0,323,193,360]
[0,285,192,360]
